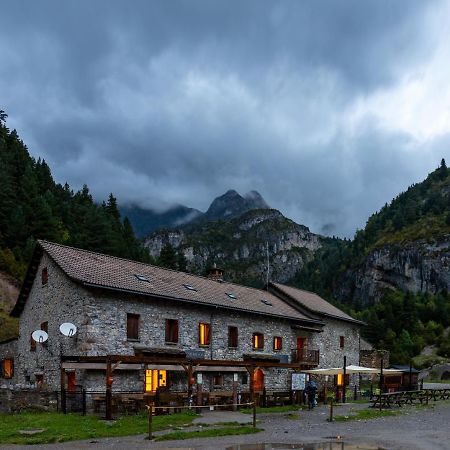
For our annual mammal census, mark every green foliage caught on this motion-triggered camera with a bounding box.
[0,411,197,444]
[0,112,153,285]
[155,425,261,441]
[354,290,450,364]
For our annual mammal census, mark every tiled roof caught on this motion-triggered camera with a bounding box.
[270,282,363,325]
[27,241,321,324]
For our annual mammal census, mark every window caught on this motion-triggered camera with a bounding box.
[228,326,238,348]
[165,319,179,343]
[252,332,264,350]
[242,373,248,384]
[145,369,167,392]
[127,313,140,340]
[213,374,224,386]
[198,322,211,346]
[260,299,272,306]
[183,284,197,291]
[1,358,14,379]
[273,336,283,351]
[226,292,236,299]
[41,267,48,286]
[335,374,349,386]
[30,333,36,352]
[35,374,44,388]
[339,336,345,349]
[41,321,48,347]
[135,274,150,282]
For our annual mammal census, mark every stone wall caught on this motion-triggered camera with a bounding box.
[0,388,58,413]
[360,349,390,369]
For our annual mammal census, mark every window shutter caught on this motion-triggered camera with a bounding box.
[127,314,139,340]
[165,320,170,342]
[41,267,48,285]
[173,320,179,343]
[30,334,36,352]
[206,323,211,345]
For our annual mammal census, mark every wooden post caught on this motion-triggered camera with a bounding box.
[329,398,334,422]
[82,389,86,416]
[248,365,255,404]
[409,361,413,391]
[426,390,429,406]
[252,401,256,428]
[232,377,238,411]
[354,384,357,401]
[187,363,193,404]
[342,356,347,404]
[148,403,153,440]
[60,365,66,414]
[197,380,203,406]
[106,357,113,420]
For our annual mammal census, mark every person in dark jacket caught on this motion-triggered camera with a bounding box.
[305,381,318,410]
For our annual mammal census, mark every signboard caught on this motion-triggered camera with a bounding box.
[197,373,203,385]
[233,373,238,382]
[291,373,306,391]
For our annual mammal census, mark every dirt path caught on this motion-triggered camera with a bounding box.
[2,402,450,450]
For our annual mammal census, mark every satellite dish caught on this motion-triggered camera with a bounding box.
[32,330,48,343]
[60,322,77,337]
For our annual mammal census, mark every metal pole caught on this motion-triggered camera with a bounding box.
[82,389,86,416]
[329,398,334,422]
[343,356,347,404]
[252,401,256,428]
[106,357,112,420]
[379,357,383,411]
[409,360,413,391]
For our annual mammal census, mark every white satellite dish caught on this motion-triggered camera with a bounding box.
[32,330,48,343]
[60,322,77,337]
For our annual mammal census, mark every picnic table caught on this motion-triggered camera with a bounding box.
[370,390,427,408]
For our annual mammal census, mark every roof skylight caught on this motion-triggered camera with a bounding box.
[261,299,273,306]
[183,284,197,291]
[135,274,150,282]
[226,292,237,299]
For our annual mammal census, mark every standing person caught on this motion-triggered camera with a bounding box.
[305,381,317,410]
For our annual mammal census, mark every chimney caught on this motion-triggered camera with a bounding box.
[207,263,224,282]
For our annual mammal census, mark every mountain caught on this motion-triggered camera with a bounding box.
[202,189,269,222]
[144,208,321,286]
[120,204,202,238]
[121,189,269,237]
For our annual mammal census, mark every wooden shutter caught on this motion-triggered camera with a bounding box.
[41,267,48,285]
[41,322,48,347]
[127,314,139,340]
[165,319,179,343]
[228,326,238,348]
[205,323,211,345]
[30,333,36,352]
[173,320,179,343]
[165,320,170,342]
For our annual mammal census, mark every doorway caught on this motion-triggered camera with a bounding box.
[253,368,265,391]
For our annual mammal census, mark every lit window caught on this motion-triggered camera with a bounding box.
[261,299,272,306]
[183,284,197,291]
[41,267,48,286]
[165,319,179,343]
[226,292,236,299]
[273,336,282,351]
[252,332,264,350]
[199,322,211,346]
[228,326,238,348]
[145,369,167,392]
[339,336,345,348]
[135,274,150,282]
[1,358,13,379]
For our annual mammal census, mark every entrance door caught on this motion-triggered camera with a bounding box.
[253,369,264,392]
[67,372,76,392]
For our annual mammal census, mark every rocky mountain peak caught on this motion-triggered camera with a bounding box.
[204,189,270,222]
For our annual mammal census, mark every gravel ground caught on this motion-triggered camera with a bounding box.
[2,402,450,450]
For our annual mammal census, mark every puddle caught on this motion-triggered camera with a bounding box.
[226,444,385,450]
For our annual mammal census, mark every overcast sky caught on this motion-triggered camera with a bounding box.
[2,0,450,237]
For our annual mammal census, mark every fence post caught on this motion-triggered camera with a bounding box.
[354,384,357,401]
[82,389,86,416]
[426,390,429,406]
[252,401,256,428]
[148,403,153,440]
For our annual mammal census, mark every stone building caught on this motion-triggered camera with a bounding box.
[0,240,363,394]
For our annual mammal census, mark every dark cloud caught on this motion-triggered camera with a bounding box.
[1,0,448,237]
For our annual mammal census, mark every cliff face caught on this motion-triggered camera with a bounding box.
[144,209,322,285]
[335,235,450,307]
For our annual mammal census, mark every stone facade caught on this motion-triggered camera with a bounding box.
[5,248,363,396]
[0,338,18,387]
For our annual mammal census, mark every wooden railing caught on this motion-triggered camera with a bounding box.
[291,348,319,365]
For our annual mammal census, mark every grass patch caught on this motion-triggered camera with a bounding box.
[333,409,399,422]
[240,405,303,414]
[155,426,262,441]
[0,411,198,445]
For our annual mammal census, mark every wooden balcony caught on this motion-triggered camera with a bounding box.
[291,348,319,366]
